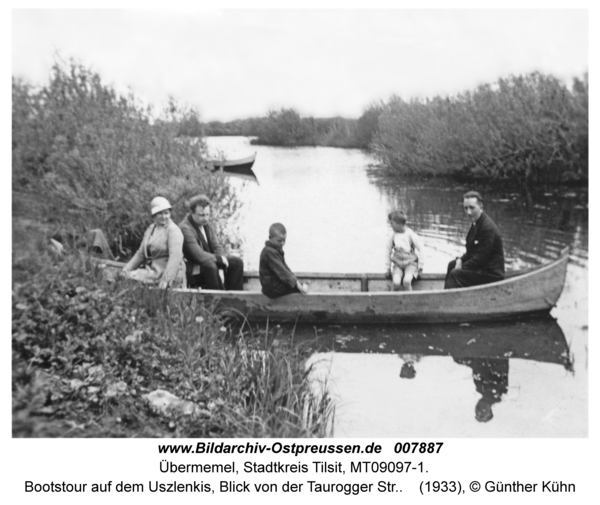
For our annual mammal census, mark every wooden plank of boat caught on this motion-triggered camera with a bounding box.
[96,248,569,324]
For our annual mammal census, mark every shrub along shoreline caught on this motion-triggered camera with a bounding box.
[373,72,588,186]
[12,250,333,438]
[12,59,333,437]
[12,60,238,254]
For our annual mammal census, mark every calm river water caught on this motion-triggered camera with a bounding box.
[206,136,588,438]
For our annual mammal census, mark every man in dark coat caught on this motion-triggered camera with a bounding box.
[178,194,244,290]
[445,191,505,289]
[454,357,509,423]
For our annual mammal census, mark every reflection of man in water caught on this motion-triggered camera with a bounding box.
[454,358,508,422]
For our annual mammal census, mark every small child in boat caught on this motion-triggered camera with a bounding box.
[386,210,424,291]
[259,223,308,298]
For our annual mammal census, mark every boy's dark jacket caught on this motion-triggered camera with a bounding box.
[259,241,298,298]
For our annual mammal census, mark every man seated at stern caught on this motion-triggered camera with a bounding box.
[444,191,505,289]
[179,194,244,290]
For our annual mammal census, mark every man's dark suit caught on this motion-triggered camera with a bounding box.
[445,212,505,289]
[179,214,244,290]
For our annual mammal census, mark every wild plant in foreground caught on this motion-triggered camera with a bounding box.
[12,252,334,438]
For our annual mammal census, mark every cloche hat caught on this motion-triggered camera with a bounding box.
[150,196,172,215]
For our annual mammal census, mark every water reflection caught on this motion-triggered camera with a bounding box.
[290,316,572,367]
[454,357,507,423]
[295,317,579,437]
[258,316,574,430]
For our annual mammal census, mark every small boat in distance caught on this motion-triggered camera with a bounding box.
[96,248,569,324]
[207,152,258,182]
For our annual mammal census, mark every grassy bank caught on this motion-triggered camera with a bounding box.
[12,58,334,438]
[12,245,333,438]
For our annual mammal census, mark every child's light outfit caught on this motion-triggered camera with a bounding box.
[386,227,424,280]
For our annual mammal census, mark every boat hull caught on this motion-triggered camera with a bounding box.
[174,253,569,324]
[208,153,257,178]
[97,251,568,324]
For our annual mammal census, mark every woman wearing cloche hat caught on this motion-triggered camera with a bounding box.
[121,196,186,288]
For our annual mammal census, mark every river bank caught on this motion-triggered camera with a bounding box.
[11,60,334,438]
[12,232,333,437]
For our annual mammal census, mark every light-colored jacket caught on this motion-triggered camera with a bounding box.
[122,220,185,287]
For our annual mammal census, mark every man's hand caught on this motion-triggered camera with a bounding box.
[215,255,229,270]
[455,259,462,270]
[297,282,308,295]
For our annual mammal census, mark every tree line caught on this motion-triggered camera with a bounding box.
[199,71,587,185]
[201,111,374,149]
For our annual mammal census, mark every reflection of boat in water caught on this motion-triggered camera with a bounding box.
[283,315,573,370]
[207,152,258,182]
[97,249,569,324]
[289,315,574,426]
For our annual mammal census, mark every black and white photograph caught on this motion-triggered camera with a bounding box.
[10,6,588,445]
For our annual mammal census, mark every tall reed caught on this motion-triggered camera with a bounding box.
[12,251,334,438]
[372,72,588,185]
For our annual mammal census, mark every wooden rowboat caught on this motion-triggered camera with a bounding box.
[98,248,569,324]
[207,152,257,181]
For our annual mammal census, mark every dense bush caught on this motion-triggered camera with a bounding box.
[12,60,238,253]
[372,72,588,185]
[355,102,384,149]
[12,253,333,438]
[12,58,334,439]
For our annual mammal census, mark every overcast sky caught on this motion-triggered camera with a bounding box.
[12,8,588,121]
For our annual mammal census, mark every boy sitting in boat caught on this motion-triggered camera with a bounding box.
[259,223,308,298]
[386,210,424,291]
